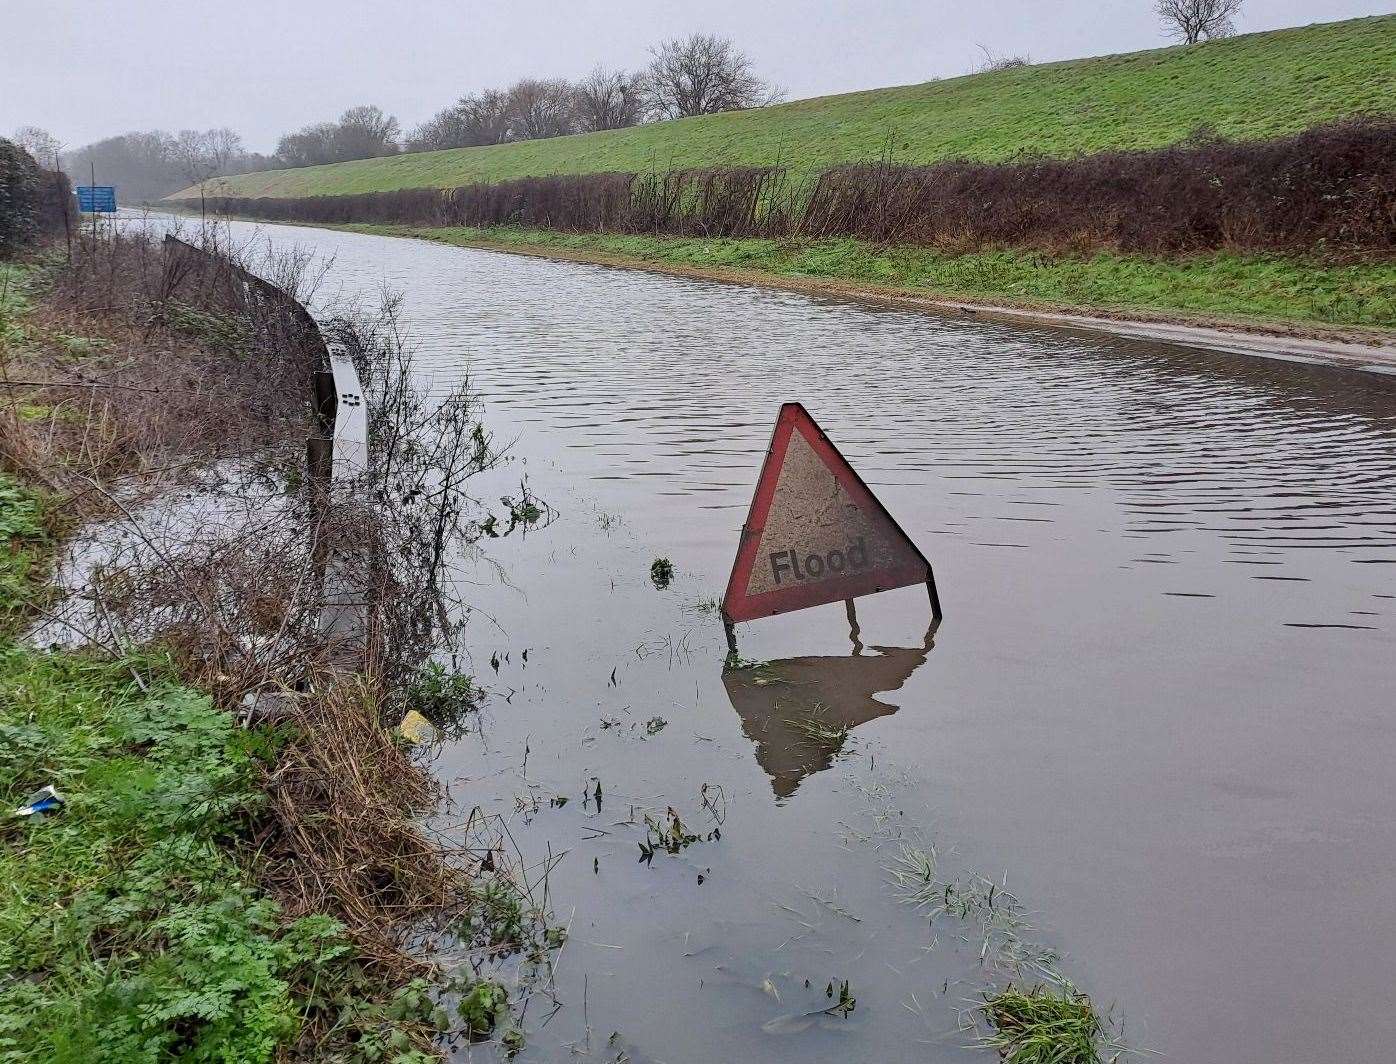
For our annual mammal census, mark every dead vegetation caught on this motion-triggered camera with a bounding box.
[1,226,316,512]
[257,676,474,970]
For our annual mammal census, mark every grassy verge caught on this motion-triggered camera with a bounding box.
[183,16,1396,199]
[0,241,495,1060]
[0,648,445,1062]
[1,262,54,638]
[3,422,378,1061]
[340,224,1396,332]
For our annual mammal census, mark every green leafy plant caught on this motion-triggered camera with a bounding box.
[405,660,480,733]
[637,806,720,864]
[455,977,509,1039]
[0,474,48,637]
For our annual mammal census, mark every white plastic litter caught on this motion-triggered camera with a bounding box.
[14,785,64,818]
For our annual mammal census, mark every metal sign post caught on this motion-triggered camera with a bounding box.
[721,403,940,652]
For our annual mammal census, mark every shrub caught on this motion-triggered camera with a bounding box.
[0,139,72,258]
[0,139,44,257]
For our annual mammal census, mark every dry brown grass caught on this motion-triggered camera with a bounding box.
[0,232,313,515]
[257,675,475,972]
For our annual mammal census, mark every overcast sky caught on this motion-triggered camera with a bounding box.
[4,0,1390,153]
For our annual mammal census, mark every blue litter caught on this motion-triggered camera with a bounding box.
[14,785,64,818]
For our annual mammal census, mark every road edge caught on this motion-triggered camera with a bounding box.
[373,226,1396,375]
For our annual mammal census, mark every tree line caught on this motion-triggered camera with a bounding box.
[275,33,781,162]
[12,125,274,205]
[13,7,1240,200]
[11,32,777,198]
[404,34,779,152]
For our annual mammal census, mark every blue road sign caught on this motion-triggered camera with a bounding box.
[77,186,117,213]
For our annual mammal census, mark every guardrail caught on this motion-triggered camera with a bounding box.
[161,235,371,665]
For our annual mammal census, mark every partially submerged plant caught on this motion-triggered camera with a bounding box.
[784,708,851,751]
[455,976,510,1040]
[404,660,480,734]
[824,978,857,1017]
[760,975,859,1034]
[887,844,1062,981]
[886,843,940,908]
[978,984,1124,1064]
[637,805,720,864]
[649,556,674,588]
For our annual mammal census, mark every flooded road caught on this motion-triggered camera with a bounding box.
[220,219,1393,1063]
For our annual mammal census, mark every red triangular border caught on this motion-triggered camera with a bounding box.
[722,403,938,624]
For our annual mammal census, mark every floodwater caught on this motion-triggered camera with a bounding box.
[200,218,1396,1062]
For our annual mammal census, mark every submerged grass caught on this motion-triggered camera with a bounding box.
[979,985,1120,1064]
[343,225,1396,331]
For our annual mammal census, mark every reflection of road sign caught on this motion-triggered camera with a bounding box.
[77,186,117,213]
[724,623,937,798]
[722,403,940,624]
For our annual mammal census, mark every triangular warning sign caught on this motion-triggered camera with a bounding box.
[722,403,939,624]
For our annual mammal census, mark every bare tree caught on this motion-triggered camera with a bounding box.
[12,126,63,166]
[1157,0,1243,43]
[405,109,466,152]
[275,106,400,167]
[573,67,645,132]
[171,128,244,186]
[643,33,781,120]
[458,90,513,145]
[504,79,578,140]
[333,105,401,159]
[275,123,338,167]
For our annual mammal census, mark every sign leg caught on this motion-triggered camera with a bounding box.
[845,598,864,655]
[722,614,738,660]
[926,576,943,621]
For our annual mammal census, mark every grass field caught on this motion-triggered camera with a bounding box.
[185,16,1396,200]
[339,225,1396,331]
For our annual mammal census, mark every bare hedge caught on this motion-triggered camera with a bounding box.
[186,118,1396,256]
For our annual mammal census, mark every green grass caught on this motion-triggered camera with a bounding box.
[0,648,319,1061]
[345,224,1396,329]
[183,16,1396,200]
[2,261,61,639]
[0,474,50,639]
[0,647,446,1063]
[979,985,1118,1064]
[1,260,38,347]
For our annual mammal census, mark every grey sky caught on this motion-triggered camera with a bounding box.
[4,0,1390,153]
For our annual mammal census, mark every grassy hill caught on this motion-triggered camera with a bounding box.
[186,16,1396,200]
